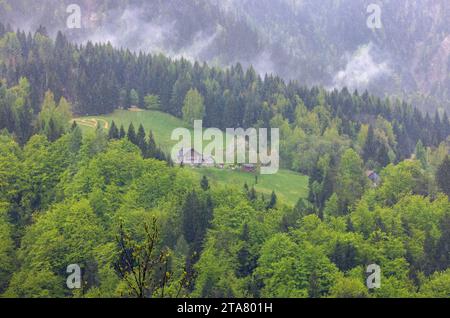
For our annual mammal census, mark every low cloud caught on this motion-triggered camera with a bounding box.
[171,27,222,62]
[82,7,221,62]
[332,43,391,89]
[252,50,277,77]
[82,8,174,53]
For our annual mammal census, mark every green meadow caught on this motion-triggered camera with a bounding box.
[75,109,309,206]
[74,109,188,151]
[190,168,308,206]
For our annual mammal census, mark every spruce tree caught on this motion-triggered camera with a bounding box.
[248,187,257,201]
[119,125,126,139]
[108,121,119,140]
[243,182,249,193]
[136,124,147,155]
[267,191,277,209]
[47,117,58,142]
[435,212,450,271]
[436,156,450,196]
[442,112,450,138]
[127,123,137,145]
[71,121,78,131]
[182,191,200,244]
[376,142,391,168]
[146,130,157,158]
[69,125,83,153]
[363,125,377,162]
[415,140,427,167]
[236,223,256,278]
[330,241,357,272]
[201,176,210,191]
[182,191,213,248]
[433,111,442,145]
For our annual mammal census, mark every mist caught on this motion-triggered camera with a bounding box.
[332,43,391,91]
[1,0,449,112]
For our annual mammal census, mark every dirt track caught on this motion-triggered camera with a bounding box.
[73,118,109,129]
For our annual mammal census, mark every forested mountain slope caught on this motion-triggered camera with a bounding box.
[1,0,449,113]
[1,96,450,298]
[0,17,450,299]
[0,25,449,170]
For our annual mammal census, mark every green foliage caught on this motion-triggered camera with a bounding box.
[377,160,426,205]
[77,110,187,153]
[415,140,427,168]
[182,88,205,125]
[37,91,72,142]
[420,269,450,297]
[0,202,14,292]
[108,121,119,140]
[191,167,308,207]
[0,23,449,299]
[5,199,105,297]
[0,78,33,144]
[144,94,161,111]
[329,275,369,298]
[257,234,309,297]
[129,89,139,107]
[182,190,212,246]
[127,123,137,144]
[0,128,448,298]
[335,149,366,214]
[200,176,210,191]
[436,156,450,196]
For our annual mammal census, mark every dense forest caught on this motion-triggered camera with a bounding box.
[1,0,449,114]
[0,24,450,298]
[0,108,450,297]
[0,25,449,164]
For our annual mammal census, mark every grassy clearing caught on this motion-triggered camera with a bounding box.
[74,110,187,151]
[76,109,245,151]
[190,167,308,206]
[75,109,309,205]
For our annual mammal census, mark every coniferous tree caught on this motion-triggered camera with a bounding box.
[127,123,137,145]
[182,191,212,247]
[170,72,192,117]
[182,191,200,244]
[376,142,391,168]
[363,125,377,163]
[47,117,58,142]
[119,125,126,139]
[432,111,442,145]
[436,156,450,196]
[71,121,78,131]
[201,176,210,191]
[442,112,450,138]
[434,212,450,271]
[146,130,157,159]
[108,121,119,140]
[330,241,357,272]
[236,223,257,278]
[415,140,427,167]
[248,187,257,201]
[423,231,436,275]
[136,124,147,155]
[68,125,83,153]
[267,191,277,210]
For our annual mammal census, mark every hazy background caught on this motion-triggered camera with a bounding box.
[1,0,449,113]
